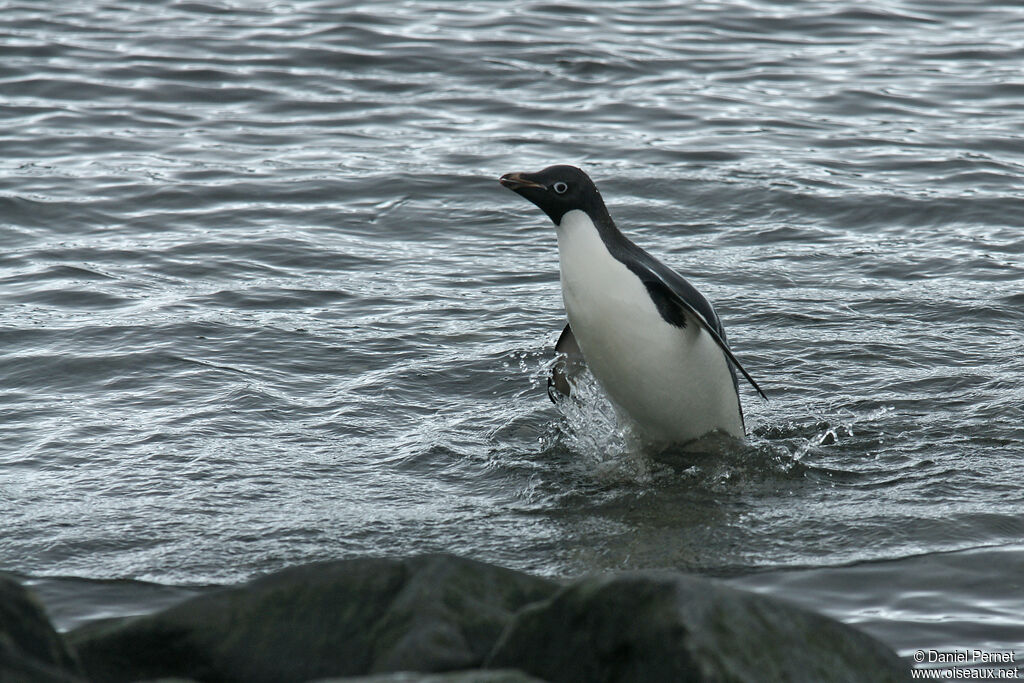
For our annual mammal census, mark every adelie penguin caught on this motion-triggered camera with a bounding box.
[499,165,766,444]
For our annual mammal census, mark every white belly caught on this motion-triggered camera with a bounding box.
[556,210,744,444]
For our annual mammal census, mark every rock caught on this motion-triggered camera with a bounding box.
[485,571,909,683]
[69,554,557,683]
[0,573,86,683]
[66,554,908,683]
[314,669,546,682]
[131,674,545,683]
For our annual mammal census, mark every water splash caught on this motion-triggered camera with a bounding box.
[752,403,898,460]
[543,366,661,483]
[540,365,904,490]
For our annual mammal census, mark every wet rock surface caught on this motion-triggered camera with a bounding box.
[1,554,909,682]
[67,555,556,683]
[0,572,85,683]
[486,571,909,683]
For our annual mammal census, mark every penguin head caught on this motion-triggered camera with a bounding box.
[499,165,605,226]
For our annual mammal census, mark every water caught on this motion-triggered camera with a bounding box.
[3,0,1024,667]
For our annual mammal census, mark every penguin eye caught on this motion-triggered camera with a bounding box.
[552,182,568,194]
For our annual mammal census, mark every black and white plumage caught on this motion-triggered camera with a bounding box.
[500,164,765,444]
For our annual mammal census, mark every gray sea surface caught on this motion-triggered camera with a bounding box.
[3,0,1024,668]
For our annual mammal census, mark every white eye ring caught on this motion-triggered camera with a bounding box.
[552,182,568,194]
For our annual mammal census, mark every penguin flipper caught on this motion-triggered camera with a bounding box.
[644,279,768,401]
[548,323,586,402]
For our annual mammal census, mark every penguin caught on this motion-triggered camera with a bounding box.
[500,164,765,444]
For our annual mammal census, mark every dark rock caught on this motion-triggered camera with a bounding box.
[314,669,546,682]
[69,554,557,683]
[0,573,86,683]
[485,571,909,683]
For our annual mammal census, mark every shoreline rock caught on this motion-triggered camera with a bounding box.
[0,572,86,683]
[68,555,556,683]
[487,571,908,682]
[3,554,909,682]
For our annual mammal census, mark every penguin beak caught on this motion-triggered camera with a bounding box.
[499,172,545,191]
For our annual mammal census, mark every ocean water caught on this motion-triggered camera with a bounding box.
[3,0,1024,668]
